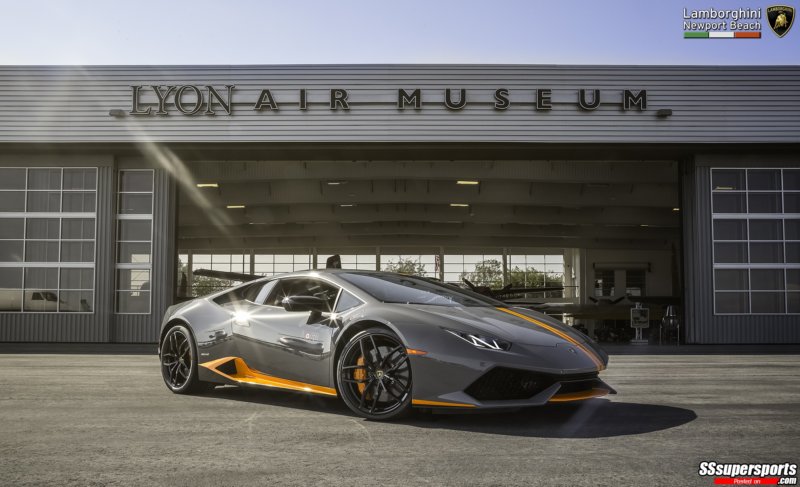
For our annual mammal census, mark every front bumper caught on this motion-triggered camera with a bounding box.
[408,344,615,409]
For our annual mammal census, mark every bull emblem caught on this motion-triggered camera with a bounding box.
[767,5,795,37]
[774,12,788,29]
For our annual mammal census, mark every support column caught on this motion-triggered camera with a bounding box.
[438,247,445,281]
[502,249,508,286]
[187,251,193,297]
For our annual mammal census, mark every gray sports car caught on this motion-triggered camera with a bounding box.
[158,270,615,420]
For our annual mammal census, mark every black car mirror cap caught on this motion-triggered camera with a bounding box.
[282,295,330,314]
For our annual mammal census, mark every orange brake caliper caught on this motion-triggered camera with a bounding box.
[353,356,366,394]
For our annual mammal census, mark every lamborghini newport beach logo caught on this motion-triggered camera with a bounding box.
[126,85,648,116]
[768,5,795,37]
[681,4,797,38]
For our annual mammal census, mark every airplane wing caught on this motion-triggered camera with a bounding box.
[625,295,682,306]
[192,268,260,282]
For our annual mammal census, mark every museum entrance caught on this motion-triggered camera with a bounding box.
[174,155,682,344]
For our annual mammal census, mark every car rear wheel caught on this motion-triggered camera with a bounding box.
[160,324,214,394]
[337,328,412,420]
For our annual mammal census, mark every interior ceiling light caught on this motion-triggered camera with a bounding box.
[327,181,347,186]
[226,205,245,209]
[640,224,650,227]
[456,180,480,185]
[339,204,356,207]
[196,183,219,188]
[672,207,680,211]
[450,203,469,207]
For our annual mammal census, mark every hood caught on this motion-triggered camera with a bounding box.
[388,304,592,348]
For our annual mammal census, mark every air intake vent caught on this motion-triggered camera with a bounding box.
[556,378,601,394]
[465,368,598,401]
[465,367,550,400]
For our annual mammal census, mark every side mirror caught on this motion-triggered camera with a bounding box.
[282,295,330,314]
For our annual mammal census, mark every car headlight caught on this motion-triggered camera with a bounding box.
[443,328,511,351]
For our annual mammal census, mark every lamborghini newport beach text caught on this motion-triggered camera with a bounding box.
[158,270,614,420]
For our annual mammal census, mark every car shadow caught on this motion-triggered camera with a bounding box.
[203,387,697,439]
[402,399,698,438]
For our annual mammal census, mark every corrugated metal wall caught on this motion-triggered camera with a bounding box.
[0,163,173,343]
[683,156,800,344]
[0,65,798,143]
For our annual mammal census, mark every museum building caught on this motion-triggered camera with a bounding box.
[0,65,797,344]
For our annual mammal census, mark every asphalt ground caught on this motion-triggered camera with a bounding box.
[0,353,798,486]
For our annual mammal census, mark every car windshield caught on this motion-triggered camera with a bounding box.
[339,272,503,307]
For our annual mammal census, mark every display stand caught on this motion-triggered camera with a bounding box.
[630,303,649,345]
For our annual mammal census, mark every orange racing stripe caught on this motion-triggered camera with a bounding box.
[496,307,605,371]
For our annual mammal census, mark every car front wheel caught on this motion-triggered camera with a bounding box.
[337,328,412,420]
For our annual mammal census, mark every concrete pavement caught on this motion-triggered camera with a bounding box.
[0,354,798,486]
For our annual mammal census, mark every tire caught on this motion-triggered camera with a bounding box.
[337,327,412,420]
[160,324,214,394]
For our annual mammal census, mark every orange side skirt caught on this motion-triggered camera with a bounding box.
[411,399,477,408]
[200,356,338,397]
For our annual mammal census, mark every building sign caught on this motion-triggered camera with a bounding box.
[128,85,648,116]
[682,6,763,38]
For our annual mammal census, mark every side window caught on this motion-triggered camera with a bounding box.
[252,280,277,305]
[264,280,287,307]
[335,290,363,313]
[213,280,269,306]
[266,278,340,310]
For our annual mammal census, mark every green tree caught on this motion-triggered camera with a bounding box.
[460,259,503,287]
[507,266,546,287]
[506,265,564,298]
[383,258,427,276]
[176,259,237,297]
[191,275,234,296]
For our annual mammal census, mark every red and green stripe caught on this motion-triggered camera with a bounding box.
[684,31,761,38]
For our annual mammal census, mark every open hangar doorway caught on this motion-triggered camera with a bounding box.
[174,156,682,344]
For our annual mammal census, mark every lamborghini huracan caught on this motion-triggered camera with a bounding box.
[158,270,615,420]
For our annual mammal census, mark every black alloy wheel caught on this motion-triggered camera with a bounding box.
[337,328,412,420]
[160,324,213,394]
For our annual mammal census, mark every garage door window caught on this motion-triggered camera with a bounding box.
[0,167,96,313]
[116,170,154,314]
[711,168,800,315]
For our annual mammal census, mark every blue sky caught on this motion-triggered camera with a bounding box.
[1,0,797,65]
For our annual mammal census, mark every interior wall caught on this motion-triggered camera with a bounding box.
[583,249,675,302]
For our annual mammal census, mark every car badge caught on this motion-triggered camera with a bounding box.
[768,5,795,37]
